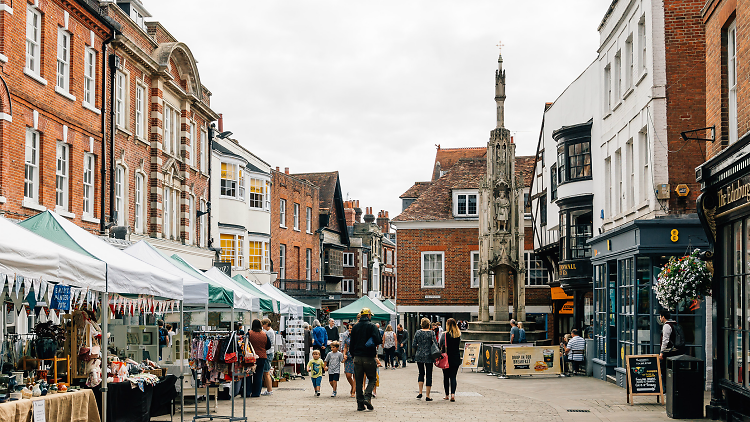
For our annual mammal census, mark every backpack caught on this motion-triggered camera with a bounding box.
[666,322,685,350]
[158,327,168,346]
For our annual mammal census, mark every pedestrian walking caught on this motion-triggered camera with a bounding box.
[350,308,381,411]
[312,319,328,359]
[518,321,527,343]
[382,325,397,369]
[341,323,356,397]
[325,318,339,355]
[397,324,409,368]
[413,317,438,401]
[324,341,344,397]
[307,349,325,397]
[302,322,312,376]
[261,318,275,395]
[509,319,520,344]
[246,319,269,397]
[440,318,461,402]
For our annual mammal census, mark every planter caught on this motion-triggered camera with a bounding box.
[271,380,279,388]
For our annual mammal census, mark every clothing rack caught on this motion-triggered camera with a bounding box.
[189,321,246,422]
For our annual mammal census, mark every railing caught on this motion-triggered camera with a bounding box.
[274,279,327,296]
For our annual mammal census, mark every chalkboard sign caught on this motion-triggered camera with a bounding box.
[625,354,664,405]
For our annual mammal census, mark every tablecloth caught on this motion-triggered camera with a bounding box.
[93,375,177,422]
[0,389,100,422]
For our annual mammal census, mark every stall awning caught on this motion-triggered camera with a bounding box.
[257,282,317,317]
[330,296,396,321]
[204,268,273,313]
[169,255,233,307]
[20,212,182,299]
[382,299,396,312]
[0,216,106,290]
[231,275,280,313]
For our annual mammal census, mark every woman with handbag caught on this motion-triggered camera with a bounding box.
[247,319,270,397]
[412,317,439,401]
[439,318,461,402]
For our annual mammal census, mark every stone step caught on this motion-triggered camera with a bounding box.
[468,321,538,331]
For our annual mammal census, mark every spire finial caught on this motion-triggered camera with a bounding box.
[496,41,504,54]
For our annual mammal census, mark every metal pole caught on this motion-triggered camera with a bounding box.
[205,301,209,417]
[180,300,184,422]
[101,267,109,422]
[230,307,234,418]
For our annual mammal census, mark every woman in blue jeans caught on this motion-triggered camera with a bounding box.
[412,317,438,401]
[246,319,269,397]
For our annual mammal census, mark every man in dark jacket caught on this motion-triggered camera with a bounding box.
[325,318,339,355]
[397,324,409,368]
[350,308,381,411]
[302,322,313,375]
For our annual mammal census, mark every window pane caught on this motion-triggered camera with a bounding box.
[458,195,466,215]
[468,195,477,215]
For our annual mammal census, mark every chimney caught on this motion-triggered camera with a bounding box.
[344,200,355,227]
[376,209,390,234]
[276,166,280,172]
[354,200,362,223]
[218,114,224,132]
[364,207,375,224]
[284,167,289,174]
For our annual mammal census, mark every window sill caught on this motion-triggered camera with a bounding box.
[635,71,648,87]
[116,126,132,137]
[0,53,7,64]
[625,209,636,218]
[82,214,100,224]
[637,202,650,211]
[22,199,46,212]
[603,111,612,120]
[0,4,13,14]
[220,195,245,203]
[293,228,301,232]
[55,86,76,102]
[420,285,444,289]
[622,87,634,100]
[82,101,101,114]
[55,207,75,219]
[306,231,313,235]
[135,136,149,146]
[279,225,287,229]
[24,68,47,86]
[612,100,622,112]
[0,196,6,204]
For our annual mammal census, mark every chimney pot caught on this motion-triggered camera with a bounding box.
[276,166,280,172]
[284,167,289,174]
[218,114,224,132]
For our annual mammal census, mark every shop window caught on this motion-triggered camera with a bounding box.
[617,258,634,368]
[720,221,749,388]
[421,251,444,288]
[635,257,652,354]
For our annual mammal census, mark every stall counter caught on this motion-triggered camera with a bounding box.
[0,389,100,422]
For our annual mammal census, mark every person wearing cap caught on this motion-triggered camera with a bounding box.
[349,308,381,411]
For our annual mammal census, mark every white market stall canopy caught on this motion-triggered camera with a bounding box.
[0,216,106,290]
[256,281,316,318]
[20,211,182,299]
[169,255,233,307]
[203,267,264,313]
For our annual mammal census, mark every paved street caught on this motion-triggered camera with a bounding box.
[161,364,707,422]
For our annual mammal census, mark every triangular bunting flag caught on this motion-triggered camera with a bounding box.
[14,275,22,297]
[43,307,50,317]
[54,309,60,317]
[33,278,41,301]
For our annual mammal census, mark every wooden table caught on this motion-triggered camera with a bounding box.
[0,389,100,422]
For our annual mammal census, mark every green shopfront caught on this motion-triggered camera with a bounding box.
[696,135,750,420]
[588,218,709,388]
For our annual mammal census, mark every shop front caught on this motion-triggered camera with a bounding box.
[588,218,709,388]
[696,136,750,420]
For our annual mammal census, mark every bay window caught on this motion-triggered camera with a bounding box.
[221,233,244,269]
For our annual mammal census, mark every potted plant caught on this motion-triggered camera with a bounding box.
[655,249,712,310]
[32,322,66,359]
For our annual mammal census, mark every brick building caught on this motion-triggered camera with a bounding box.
[0,0,117,229]
[696,0,750,419]
[377,210,396,300]
[270,167,321,306]
[102,0,219,267]
[289,171,348,311]
[393,146,549,334]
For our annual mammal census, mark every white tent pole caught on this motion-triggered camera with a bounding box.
[101,266,109,422]
[180,300,184,422]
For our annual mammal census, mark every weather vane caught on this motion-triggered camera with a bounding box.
[496,41,504,53]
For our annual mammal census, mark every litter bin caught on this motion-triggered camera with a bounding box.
[666,355,704,419]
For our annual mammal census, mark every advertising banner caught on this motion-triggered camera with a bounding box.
[505,346,561,376]
[461,342,482,369]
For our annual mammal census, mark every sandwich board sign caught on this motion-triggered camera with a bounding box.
[625,354,664,405]
[461,342,481,372]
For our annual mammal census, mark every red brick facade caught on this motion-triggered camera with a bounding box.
[270,168,320,280]
[664,0,707,213]
[0,0,114,230]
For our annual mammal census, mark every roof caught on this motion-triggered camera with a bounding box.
[212,141,269,174]
[292,171,339,212]
[399,181,432,199]
[432,147,487,181]
[393,154,536,223]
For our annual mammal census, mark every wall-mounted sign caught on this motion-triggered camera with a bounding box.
[717,176,750,216]
[424,295,441,299]
[557,260,591,280]
[676,184,690,196]
[559,301,574,315]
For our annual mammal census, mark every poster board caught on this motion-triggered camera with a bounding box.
[284,319,306,366]
[491,345,504,374]
[461,342,482,370]
[505,346,561,376]
[482,344,493,372]
[625,354,664,405]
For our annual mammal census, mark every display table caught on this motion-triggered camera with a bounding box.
[0,389,100,422]
[93,375,177,422]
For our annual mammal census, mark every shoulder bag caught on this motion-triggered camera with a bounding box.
[429,332,443,361]
[434,333,449,368]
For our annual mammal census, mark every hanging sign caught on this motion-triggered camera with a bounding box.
[559,301,574,315]
[625,354,664,405]
[49,285,71,311]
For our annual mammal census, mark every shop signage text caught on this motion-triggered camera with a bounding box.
[718,177,750,214]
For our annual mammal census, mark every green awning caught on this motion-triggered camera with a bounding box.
[330,296,395,321]
[19,211,94,258]
[170,254,233,307]
[232,275,278,313]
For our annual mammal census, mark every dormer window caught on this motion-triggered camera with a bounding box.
[453,190,478,217]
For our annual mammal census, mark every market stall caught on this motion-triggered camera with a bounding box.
[18,211,183,422]
[203,268,270,314]
[330,296,396,322]
[232,275,298,316]
[230,275,280,314]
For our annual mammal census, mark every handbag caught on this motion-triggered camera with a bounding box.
[429,334,443,361]
[434,334,449,369]
[224,333,238,364]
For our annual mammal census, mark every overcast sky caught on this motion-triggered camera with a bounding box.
[145,1,611,221]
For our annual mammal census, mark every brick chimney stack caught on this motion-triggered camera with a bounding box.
[354,200,362,223]
[284,167,289,174]
[376,210,390,234]
[275,166,279,172]
[218,113,224,132]
[344,200,356,227]
[364,207,375,224]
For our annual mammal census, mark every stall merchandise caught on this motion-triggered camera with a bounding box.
[284,319,306,376]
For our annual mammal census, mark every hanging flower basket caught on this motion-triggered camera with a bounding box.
[655,249,712,310]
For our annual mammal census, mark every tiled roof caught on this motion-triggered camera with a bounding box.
[394,154,537,223]
[292,171,339,210]
[399,181,432,199]
[432,147,487,181]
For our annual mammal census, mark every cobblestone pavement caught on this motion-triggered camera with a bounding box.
[158,364,707,422]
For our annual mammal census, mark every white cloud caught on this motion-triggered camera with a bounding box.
[144,0,611,220]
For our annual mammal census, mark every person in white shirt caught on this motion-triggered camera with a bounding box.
[262,318,275,395]
[564,329,586,375]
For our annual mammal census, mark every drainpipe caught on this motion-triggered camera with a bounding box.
[100,33,116,234]
[107,53,119,229]
[207,124,215,250]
